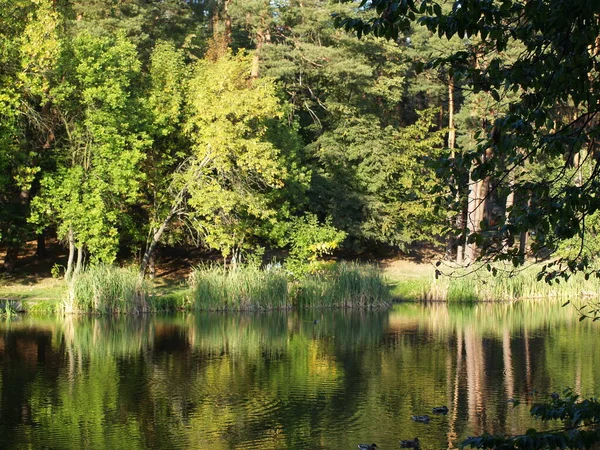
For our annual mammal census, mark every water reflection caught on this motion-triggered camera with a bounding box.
[0,303,598,449]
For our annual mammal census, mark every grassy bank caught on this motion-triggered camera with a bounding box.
[5,258,596,314]
[0,261,391,314]
[384,260,600,302]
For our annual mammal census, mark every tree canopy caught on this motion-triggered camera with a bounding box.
[337,0,600,280]
[1,0,600,284]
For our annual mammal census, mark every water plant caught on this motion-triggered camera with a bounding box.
[188,261,390,310]
[428,263,600,302]
[64,265,149,313]
[292,262,391,308]
[188,264,289,310]
[0,300,18,319]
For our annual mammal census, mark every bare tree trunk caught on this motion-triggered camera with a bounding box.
[140,210,175,280]
[223,0,232,44]
[445,77,459,260]
[2,246,19,273]
[519,193,532,256]
[448,78,456,151]
[74,245,84,275]
[456,211,465,265]
[503,174,515,250]
[65,228,75,280]
[251,29,270,78]
[36,231,46,259]
[464,146,492,264]
[250,12,271,79]
[139,155,210,280]
[464,170,479,264]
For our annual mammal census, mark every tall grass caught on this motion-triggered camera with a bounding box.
[188,264,289,310]
[64,265,149,314]
[188,262,390,310]
[427,264,600,302]
[293,262,391,308]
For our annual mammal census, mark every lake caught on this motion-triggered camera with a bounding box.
[0,302,599,449]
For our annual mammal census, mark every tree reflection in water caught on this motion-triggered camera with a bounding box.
[0,303,598,449]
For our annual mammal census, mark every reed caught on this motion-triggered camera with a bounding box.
[64,265,149,313]
[427,264,600,302]
[188,262,390,310]
[188,264,289,310]
[293,262,391,308]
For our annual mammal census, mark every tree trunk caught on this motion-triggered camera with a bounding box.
[36,231,46,259]
[139,211,175,280]
[223,0,232,44]
[74,245,84,275]
[251,37,262,78]
[504,175,515,250]
[65,228,75,280]
[456,209,465,265]
[464,147,492,264]
[445,77,458,260]
[519,193,532,257]
[447,78,456,150]
[2,245,19,273]
[251,17,270,79]
[464,169,479,264]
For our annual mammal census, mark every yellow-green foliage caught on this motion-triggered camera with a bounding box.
[183,50,289,259]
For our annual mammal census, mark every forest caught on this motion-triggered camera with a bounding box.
[2,2,600,448]
[1,0,599,285]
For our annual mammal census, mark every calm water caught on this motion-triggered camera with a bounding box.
[1,302,599,449]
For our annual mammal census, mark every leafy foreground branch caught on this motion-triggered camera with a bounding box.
[463,391,600,449]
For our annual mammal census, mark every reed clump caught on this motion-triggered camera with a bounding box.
[188,262,390,310]
[292,262,391,308]
[64,265,149,313]
[188,264,289,310]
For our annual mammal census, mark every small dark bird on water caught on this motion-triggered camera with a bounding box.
[432,405,449,414]
[313,320,319,324]
[358,444,378,450]
[411,415,430,423]
[400,437,420,448]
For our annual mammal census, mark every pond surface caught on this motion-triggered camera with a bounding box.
[1,302,599,449]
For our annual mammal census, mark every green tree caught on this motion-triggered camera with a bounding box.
[139,47,306,275]
[0,0,61,271]
[30,31,149,273]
